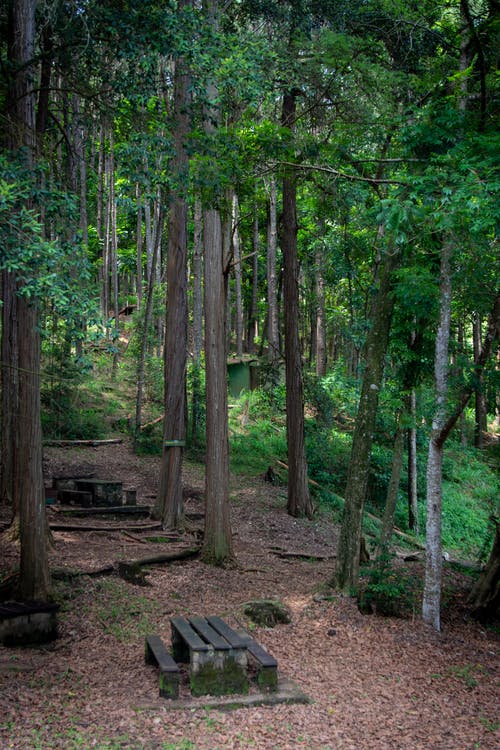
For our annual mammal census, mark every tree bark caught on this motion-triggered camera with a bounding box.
[468,519,500,620]
[232,193,244,358]
[377,422,405,558]
[156,30,191,528]
[202,208,234,564]
[267,176,280,369]
[191,196,204,443]
[201,0,234,565]
[281,90,313,519]
[247,213,259,354]
[407,389,419,533]
[136,183,143,310]
[334,247,400,591]
[5,0,51,601]
[422,241,453,631]
[473,313,487,448]
[315,248,327,377]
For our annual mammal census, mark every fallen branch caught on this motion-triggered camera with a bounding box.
[269,548,335,561]
[49,522,162,533]
[51,565,115,579]
[140,415,164,431]
[52,505,151,517]
[43,438,123,447]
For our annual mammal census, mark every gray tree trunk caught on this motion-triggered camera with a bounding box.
[407,389,419,533]
[422,241,452,631]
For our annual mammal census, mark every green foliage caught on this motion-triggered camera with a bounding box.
[0,155,96,328]
[358,554,421,617]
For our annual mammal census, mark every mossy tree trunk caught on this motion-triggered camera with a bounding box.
[334,247,400,591]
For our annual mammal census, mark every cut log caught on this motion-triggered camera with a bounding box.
[117,546,201,584]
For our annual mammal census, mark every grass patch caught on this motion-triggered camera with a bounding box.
[91,578,160,641]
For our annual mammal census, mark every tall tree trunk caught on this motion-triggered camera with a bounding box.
[247,213,259,354]
[191,196,203,443]
[377,421,405,558]
[232,193,244,358]
[422,241,453,631]
[136,183,143,310]
[0,272,18,510]
[109,130,119,374]
[6,0,51,601]
[281,90,313,519]
[267,176,280,369]
[201,0,234,565]
[202,208,234,563]
[156,26,190,528]
[134,214,162,444]
[315,248,327,377]
[334,247,400,591]
[407,389,419,533]
[473,313,487,448]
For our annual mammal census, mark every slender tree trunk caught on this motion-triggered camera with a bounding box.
[247,213,259,354]
[134,219,162,443]
[334,247,400,591]
[267,176,280,368]
[232,193,244,358]
[457,319,468,445]
[422,241,453,631]
[156,29,190,528]
[191,196,203,443]
[281,90,313,519]
[407,389,420,533]
[136,183,143,310]
[473,313,487,448]
[315,248,327,377]
[377,421,405,558]
[109,130,119,374]
[1,272,18,510]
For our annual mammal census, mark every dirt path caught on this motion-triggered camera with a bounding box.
[0,443,498,749]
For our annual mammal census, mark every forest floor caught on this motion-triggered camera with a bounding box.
[0,442,498,750]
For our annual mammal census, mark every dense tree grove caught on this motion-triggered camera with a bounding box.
[0,0,498,627]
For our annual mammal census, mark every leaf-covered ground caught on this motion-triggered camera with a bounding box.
[0,443,498,750]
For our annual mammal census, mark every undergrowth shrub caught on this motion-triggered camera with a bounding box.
[357,554,420,617]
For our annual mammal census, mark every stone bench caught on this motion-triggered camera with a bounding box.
[145,634,180,699]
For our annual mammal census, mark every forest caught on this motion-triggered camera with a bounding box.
[0,0,499,748]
